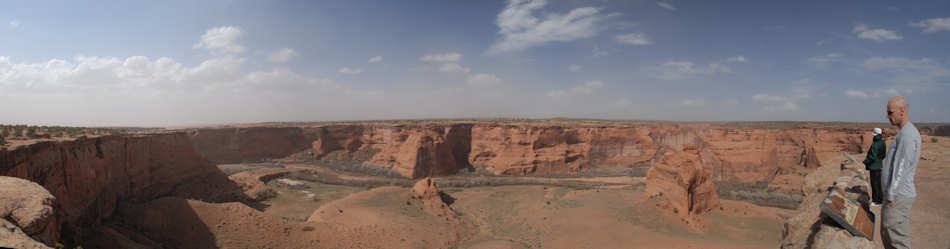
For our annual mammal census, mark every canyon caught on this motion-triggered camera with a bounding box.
[1,120,947,248]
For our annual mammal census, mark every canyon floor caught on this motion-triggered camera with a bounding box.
[207,163,790,249]
[198,135,949,249]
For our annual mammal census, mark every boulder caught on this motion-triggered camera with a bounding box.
[0,176,56,248]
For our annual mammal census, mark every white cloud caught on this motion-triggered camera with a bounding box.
[267,48,298,63]
[752,94,798,111]
[844,88,907,99]
[615,98,632,107]
[844,90,870,99]
[488,0,609,54]
[438,63,471,73]
[0,26,391,126]
[9,20,20,29]
[546,80,604,98]
[646,56,747,80]
[863,57,950,86]
[369,56,383,63]
[808,53,843,67]
[647,61,728,80]
[852,25,902,41]
[420,52,462,62]
[615,33,651,45]
[910,17,950,33]
[725,56,747,63]
[338,67,363,74]
[568,64,582,72]
[680,98,705,107]
[193,26,247,54]
[656,2,676,11]
[466,73,503,88]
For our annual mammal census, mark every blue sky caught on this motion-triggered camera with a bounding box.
[1,0,948,126]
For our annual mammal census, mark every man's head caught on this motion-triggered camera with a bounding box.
[886,96,909,127]
[873,127,882,136]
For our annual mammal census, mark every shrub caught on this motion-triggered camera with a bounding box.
[25,127,36,138]
[673,208,679,214]
[931,137,938,143]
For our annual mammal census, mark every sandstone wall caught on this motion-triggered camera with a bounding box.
[301,123,869,182]
[188,127,321,163]
[312,124,473,178]
[0,133,244,245]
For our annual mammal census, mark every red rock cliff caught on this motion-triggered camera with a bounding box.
[312,124,472,179]
[188,127,320,163]
[303,123,869,183]
[0,133,243,245]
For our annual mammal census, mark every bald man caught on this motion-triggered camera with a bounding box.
[880,96,921,249]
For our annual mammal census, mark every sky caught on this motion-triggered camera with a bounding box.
[1,0,949,127]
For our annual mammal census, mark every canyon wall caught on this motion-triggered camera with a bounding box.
[0,133,244,245]
[296,123,870,183]
[188,127,321,163]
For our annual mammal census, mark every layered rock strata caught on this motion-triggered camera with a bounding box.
[0,133,244,245]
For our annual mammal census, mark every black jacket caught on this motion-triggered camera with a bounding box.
[863,134,885,170]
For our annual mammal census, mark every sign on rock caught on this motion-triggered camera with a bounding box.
[820,187,875,240]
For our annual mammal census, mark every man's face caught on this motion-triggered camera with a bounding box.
[886,104,902,126]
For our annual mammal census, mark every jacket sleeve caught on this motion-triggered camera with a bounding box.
[887,137,919,200]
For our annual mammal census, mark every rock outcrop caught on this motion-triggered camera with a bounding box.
[0,133,245,245]
[780,154,874,249]
[409,177,458,218]
[645,146,720,223]
[0,176,56,249]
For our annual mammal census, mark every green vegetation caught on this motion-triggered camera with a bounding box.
[54,242,83,249]
[0,124,131,144]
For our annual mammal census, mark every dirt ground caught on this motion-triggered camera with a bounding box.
[244,170,789,249]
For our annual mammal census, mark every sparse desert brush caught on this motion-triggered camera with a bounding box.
[931,137,938,143]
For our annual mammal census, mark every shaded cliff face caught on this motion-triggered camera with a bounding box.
[312,124,473,178]
[188,127,321,163]
[0,133,244,245]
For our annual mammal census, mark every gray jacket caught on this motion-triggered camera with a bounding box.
[882,122,921,201]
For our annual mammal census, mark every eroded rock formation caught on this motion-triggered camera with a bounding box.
[0,134,245,246]
[645,146,720,219]
[410,177,458,218]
